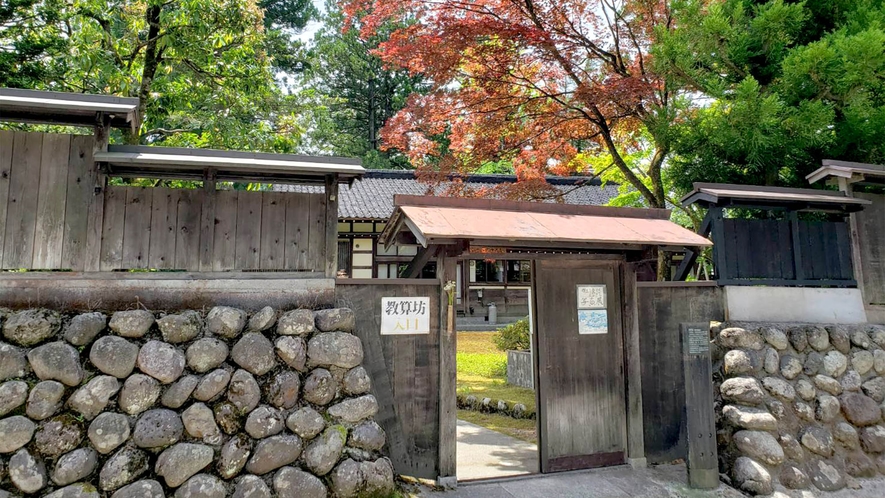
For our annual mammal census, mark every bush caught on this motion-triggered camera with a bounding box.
[493,318,530,351]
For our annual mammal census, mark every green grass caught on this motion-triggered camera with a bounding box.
[457,409,538,444]
[456,331,536,411]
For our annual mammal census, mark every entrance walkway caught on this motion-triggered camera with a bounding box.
[427,464,746,498]
[456,420,538,480]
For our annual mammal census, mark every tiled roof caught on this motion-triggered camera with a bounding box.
[275,170,620,220]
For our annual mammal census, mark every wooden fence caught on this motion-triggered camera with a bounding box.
[855,192,885,307]
[637,282,724,465]
[335,280,441,480]
[717,218,854,285]
[0,130,330,273]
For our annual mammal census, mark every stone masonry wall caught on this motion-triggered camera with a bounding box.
[0,306,395,498]
[714,322,885,495]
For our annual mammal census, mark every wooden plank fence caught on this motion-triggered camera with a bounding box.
[0,130,330,273]
[855,192,885,306]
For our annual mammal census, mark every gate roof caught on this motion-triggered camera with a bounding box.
[380,195,712,251]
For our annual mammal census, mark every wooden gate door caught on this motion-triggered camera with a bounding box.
[534,259,626,472]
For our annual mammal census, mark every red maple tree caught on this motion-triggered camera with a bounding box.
[342,0,675,207]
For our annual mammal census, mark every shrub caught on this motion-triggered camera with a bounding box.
[493,318,530,351]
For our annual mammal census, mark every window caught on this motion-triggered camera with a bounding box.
[470,259,530,284]
[337,240,352,276]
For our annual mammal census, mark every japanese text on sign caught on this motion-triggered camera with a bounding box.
[380,297,431,335]
[577,285,606,309]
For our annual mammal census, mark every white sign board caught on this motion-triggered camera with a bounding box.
[380,297,431,335]
[576,284,608,335]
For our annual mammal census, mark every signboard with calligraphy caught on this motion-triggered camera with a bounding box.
[380,297,431,335]
[576,284,608,335]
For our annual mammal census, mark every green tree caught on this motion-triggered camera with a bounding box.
[297,2,428,168]
[655,0,885,192]
[0,0,67,88]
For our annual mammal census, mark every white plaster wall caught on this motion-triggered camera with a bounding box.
[724,286,869,324]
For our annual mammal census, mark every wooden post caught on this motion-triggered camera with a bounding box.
[324,174,339,278]
[681,322,718,489]
[622,260,646,468]
[199,168,217,271]
[710,207,727,282]
[789,211,805,281]
[838,178,866,303]
[437,247,457,488]
[84,113,110,272]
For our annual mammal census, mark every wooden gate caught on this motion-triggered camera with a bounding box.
[534,259,626,472]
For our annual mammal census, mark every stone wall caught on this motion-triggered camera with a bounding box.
[714,322,885,495]
[0,306,395,498]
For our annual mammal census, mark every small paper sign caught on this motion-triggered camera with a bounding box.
[380,297,431,335]
[576,284,608,334]
[577,285,606,309]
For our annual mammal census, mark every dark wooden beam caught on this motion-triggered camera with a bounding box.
[324,175,339,278]
[402,245,436,278]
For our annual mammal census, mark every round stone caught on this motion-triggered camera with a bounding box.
[846,451,877,478]
[206,306,246,339]
[862,377,885,402]
[860,425,885,453]
[794,401,815,421]
[88,412,131,454]
[137,340,185,384]
[328,395,378,423]
[157,311,203,344]
[111,480,164,498]
[724,349,756,376]
[834,422,860,449]
[762,347,778,375]
[796,379,816,401]
[801,426,834,457]
[349,421,386,451]
[245,405,284,439]
[0,380,28,417]
[851,328,873,349]
[155,443,214,488]
[780,464,810,490]
[132,409,183,449]
[874,350,885,375]
[762,377,795,401]
[814,374,842,396]
[44,483,100,498]
[109,310,155,338]
[343,366,371,395]
[823,350,848,377]
[8,448,48,493]
[63,312,107,346]
[307,332,363,369]
[3,309,60,346]
[277,309,315,336]
[851,350,874,375]
[214,401,242,435]
[161,375,200,409]
[330,458,363,498]
[841,392,882,426]
[217,434,251,479]
[51,447,98,486]
[0,341,30,381]
[182,403,221,445]
[90,336,139,378]
[733,430,784,465]
[719,327,763,350]
[174,473,226,498]
[275,336,307,371]
[788,327,808,352]
[99,447,149,491]
[26,380,65,420]
[804,352,824,376]
[303,368,337,406]
[186,338,229,373]
[193,368,231,401]
[733,457,772,495]
[34,415,83,457]
[807,325,830,351]
[0,415,36,453]
[273,466,326,498]
[247,306,277,332]
[227,369,261,414]
[842,370,862,392]
[721,405,777,431]
[245,435,303,475]
[816,394,841,422]
[759,326,788,350]
[119,374,162,415]
[314,308,355,332]
[780,355,802,380]
[808,458,846,491]
[303,426,346,476]
[720,377,765,405]
[27,341,83,386]
[827,325,851,353]
[267,371,300,409]
[779,434,804,462]
[233,475,271,498]
[231,333,276,375]
[362,458,394,497]
[286,407,326,440]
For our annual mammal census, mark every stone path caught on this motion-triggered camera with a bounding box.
[424,463,745,498]
[456,419,539,480]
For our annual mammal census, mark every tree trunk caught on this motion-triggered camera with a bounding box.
[124,3,163,145]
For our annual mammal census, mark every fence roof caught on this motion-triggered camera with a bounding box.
[96,145,364,183]
[807,159,885,186]
[0,88,139,131]
[681,182,871,212]
[380,195,712,250]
